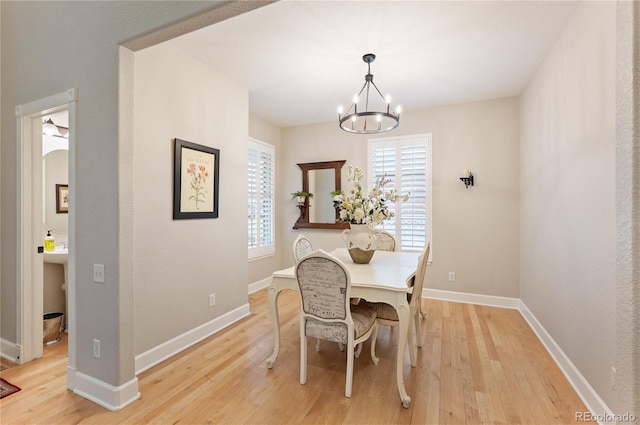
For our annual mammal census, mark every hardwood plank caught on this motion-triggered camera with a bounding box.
[0,290,590,425]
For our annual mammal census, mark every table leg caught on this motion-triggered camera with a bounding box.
[265,284,281,368]
[395,297,412,408]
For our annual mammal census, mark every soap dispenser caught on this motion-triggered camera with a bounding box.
[44,230,55,252]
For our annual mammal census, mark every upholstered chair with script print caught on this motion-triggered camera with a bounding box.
[293,234,314,261]
[295,249,379,398]
[375,230,397,251]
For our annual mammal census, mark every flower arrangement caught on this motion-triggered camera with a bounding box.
[333,164,409,225]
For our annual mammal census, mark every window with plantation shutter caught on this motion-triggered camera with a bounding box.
[368,134,432,257]
[248,138,275,259]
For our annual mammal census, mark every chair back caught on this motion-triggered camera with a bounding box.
[375,231,396,251]
[293,234,313,261]
[295,250,350,321]
[410,242,431,309]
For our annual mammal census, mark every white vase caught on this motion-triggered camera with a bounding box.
[341,224,382,251]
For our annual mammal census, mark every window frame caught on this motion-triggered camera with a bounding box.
[367,133,432,260]
[248,137,276,260]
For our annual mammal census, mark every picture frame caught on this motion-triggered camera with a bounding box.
[55,184,69,214]
[173,138,220,219]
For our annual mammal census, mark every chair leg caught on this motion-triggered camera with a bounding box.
[338,342,345,352]
[419,297,427,319]
[354,342,363,358]
[415,310,423,348]
[345,340,355,398]
[316,338,321,352]
[408,319,417,368]
[370,322,379,366]
[300,321,307,385]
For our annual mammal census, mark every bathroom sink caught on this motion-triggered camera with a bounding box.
[43,247,68,265]
[44,247,69,292]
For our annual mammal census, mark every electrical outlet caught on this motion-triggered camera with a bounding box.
[448,272,456,282]
[93,264,105,283]
[93,339,101,359]
[209,293,216,307]
[611,366,616,390]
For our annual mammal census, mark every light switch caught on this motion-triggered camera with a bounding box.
[93,264,105,283]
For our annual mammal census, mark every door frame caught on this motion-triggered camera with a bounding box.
[15,89,77,378]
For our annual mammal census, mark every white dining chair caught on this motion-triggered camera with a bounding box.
[375,230,397,251]
[359,242,430,367]
[295,249,379,398]
[292,234,313,261]
[293,234,327,351]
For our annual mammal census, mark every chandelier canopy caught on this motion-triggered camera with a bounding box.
[338,53,400,134]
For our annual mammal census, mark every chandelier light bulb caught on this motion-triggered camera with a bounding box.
[376,114,382,122]
[396,105,402,114]
[351,115,357,122]
[353,94,359,104]
[385,95,391,104]
[338,105,344,114]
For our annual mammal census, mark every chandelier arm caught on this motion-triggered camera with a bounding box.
[365,83,371,112]
[369,80,387,102]
[347,81,369,114]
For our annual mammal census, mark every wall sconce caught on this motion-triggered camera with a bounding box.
[460,169,474,188]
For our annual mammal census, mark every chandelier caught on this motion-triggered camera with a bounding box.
[338,53,401,134]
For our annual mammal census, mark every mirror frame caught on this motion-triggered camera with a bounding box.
[293,160,349,230]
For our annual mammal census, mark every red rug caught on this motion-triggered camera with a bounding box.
[0,377,21,399]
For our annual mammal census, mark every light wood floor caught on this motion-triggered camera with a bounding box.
[0,289,590,424]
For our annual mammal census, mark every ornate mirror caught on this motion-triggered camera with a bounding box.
[293,160,349,230]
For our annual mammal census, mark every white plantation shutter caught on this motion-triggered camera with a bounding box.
[368,134,432,254]
[248,138,275,259]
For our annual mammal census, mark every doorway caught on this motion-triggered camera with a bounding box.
[15,89,77,383]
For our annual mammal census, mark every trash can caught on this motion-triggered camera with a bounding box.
[43,312,64,345]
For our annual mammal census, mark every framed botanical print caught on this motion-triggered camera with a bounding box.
[56,184,69,213]
[173,139,220,219]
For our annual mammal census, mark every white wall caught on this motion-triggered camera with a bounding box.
[282,97,521,298]
[520,0,616,410]
[132,44,249,354]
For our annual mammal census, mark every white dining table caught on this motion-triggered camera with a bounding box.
[265,248,419,408]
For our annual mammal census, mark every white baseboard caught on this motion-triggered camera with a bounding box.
[0,338,21,364]
[518,301,613,423]
[70,370,140,411]
[134,302,251,374]
[249,276,271,294]
[421,288,612,424]
[423,288,521,309]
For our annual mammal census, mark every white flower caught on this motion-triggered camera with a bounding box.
[354,208,365,222]
[372,210,385,224]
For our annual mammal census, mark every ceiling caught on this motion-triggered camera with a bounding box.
[167,1,579,128]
